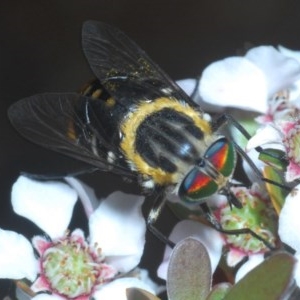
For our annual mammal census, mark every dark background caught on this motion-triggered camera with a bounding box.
[1,0,300,297]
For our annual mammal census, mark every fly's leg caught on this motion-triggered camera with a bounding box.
[212,113,291,192]
[147,190,175,248]
[200,202,276,250]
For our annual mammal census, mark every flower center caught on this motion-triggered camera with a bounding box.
[218,188,277,253]
[41,235,115,298]
[283,123,300,164]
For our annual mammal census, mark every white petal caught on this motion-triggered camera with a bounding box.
[278,45,300,65]
[64,177,99,217]
[89,191,146,273]
[246,46,300,97]
[157,220,223,280]
[32,294,64,300]
[274,44,300,101]
[277,45,300,102]
[278,185,300,252]
[242,135,285,184]
[176,78,197,96]
[93,277,156,300]
[235,253,264,282]
[0,229,38,281]
[226,249,247,267]
[199,57,268,113]
[136,268,165,295]
[246,125,283,151]
[176,78,225,113]
[11,176,78,239]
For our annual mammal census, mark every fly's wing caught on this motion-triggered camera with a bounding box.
[8,93,137,178]
[82,20,202,109]
[8,22,199,180]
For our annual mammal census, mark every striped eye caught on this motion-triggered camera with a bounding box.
[205,137,236,177]
[179,167,219,201]
[179,138,236,203]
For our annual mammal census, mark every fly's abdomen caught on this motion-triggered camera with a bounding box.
[120,97,212,187]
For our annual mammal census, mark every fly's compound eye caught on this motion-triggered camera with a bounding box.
[179,167,219,202]
[179,137,236,203]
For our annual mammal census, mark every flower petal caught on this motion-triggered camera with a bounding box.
[64,177,99,217]
[278,185,300,252]
[32,294,64,300]
[286,161,300,182]
[0,229,38,281]
[235,253,264,282]
[226,248,247,267]
[17,286,59,300]
[176,78,224,113]
[279,45,300,63]
[176,78,197,96]
[246,125,283,151]
[32,235,52,257]
[31,274,51,294]
[246,46,300,97]
[135,268,165,295]
[278,46,300,101]
[93,277,156,300]
[157,220,223,280]
[243,136,285,185]
[89,191,146,273]
[11,176,78,239]
[199,57,268,113]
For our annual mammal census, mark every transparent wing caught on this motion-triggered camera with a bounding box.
[8,93,137,178]
[82,20,201,108]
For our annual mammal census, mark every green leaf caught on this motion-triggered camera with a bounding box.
[207,283,232,300]
[259,148,288,171]
[126,288,161,300]
[223,252,296,300]
[263,166,288,214]
[167,237,212,300]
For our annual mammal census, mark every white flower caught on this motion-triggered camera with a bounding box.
[158,184,277,282]
[198,45,300,113]
[176,78,197,96]
[0,229,38,282]
[92,277,159,300]
[0,175,154,299]
[235,184,300,286]
[157,219,223,280]
[246,120,300,182]
[195,45,300,184]
[173,44,300,290]
[278,184,300,287]
[30,276,157,300]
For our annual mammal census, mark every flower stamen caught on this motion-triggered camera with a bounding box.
[33,230,117,298]
[217,186,277,254]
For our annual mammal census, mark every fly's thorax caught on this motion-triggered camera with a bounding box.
[119,97,214,188]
